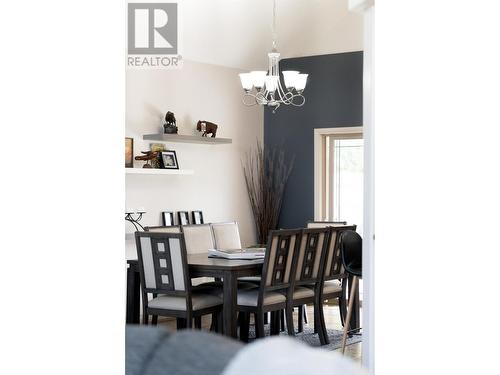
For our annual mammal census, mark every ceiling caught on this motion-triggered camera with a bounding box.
[179,0,363,70]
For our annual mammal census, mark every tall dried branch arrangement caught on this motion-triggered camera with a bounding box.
[242,142,294,245]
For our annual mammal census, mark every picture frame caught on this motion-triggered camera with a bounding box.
[160,150,179,170]
[161,211,175,226]
[191,210,204,224]
[177,211,190,225]
[125,137,134,168]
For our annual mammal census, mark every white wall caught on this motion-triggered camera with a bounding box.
[178,0,363,70]
[125,60,263,258]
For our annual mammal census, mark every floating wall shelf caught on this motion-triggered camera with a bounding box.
[143,134,232,144]
[125,168,194,175]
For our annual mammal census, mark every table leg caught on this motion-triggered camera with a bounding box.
[126,265,141,324]
[222,271,238,338]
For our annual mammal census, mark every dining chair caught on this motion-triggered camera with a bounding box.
[339,230,362,354]
[210,222,242,250]
[237,229,302,342]
[210,222,262,286]
[144,226,181,233]
[182,224,215,254]
[135,231,223,329]
[314,225,358,345]
[297,222,354,327]
[284,227,331,344]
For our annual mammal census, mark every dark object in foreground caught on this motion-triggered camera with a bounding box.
[339,230,363,354]
[126,325,242,375]
[196,120,218,137]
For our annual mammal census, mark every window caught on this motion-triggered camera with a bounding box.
[314,127,363,234]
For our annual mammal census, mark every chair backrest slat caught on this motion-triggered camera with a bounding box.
[295,228,330,286]
[181,224,215,254]
[261,229,302,292]
[135,232,190,296]
[322,225,357,280]
[211,222,242,250]
[144,226,181,233]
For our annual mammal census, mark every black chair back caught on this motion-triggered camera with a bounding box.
[260,229,302,293]
[340,230,362,277]
[135,232,192,297]
[321,225,357,281]
[294,227,330,286]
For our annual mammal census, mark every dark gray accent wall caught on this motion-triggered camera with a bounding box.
[264,51,363,228]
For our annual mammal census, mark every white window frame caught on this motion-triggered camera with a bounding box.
[314,126,363,221]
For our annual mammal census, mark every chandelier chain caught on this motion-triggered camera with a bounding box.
[272,0,277,51]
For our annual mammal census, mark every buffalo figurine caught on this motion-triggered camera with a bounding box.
[196,120,218,138]
[163,111,178,134]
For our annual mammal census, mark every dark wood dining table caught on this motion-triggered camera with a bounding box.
[126,254,360,338]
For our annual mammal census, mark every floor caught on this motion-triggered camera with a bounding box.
[155,302,362,363]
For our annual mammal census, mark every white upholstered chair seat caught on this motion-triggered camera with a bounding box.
[322,280,342,294]
[237,289,286,307]
[148,292,223,311]
[302,280,342,295]
[293,286,315,300]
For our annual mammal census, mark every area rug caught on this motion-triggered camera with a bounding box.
[247,324,362,351]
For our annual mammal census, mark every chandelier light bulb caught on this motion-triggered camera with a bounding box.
[282,70,300,89]
[250,71,267,89]
[295,74,308,92]
[264,76,279,92]
[239,73,253,91]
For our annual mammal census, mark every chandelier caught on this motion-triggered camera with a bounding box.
[239,0,308,113]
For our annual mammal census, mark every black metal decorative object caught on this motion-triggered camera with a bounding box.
[163,111,178,134]
[125,209,146,231]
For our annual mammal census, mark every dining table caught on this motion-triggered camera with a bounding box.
[127,254,264,338]
[126,254,360,338]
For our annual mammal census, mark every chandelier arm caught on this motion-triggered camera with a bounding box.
[275,80,294,104]
[256,90,269,105]
[289,94,306,106]
[242,92,262,106]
